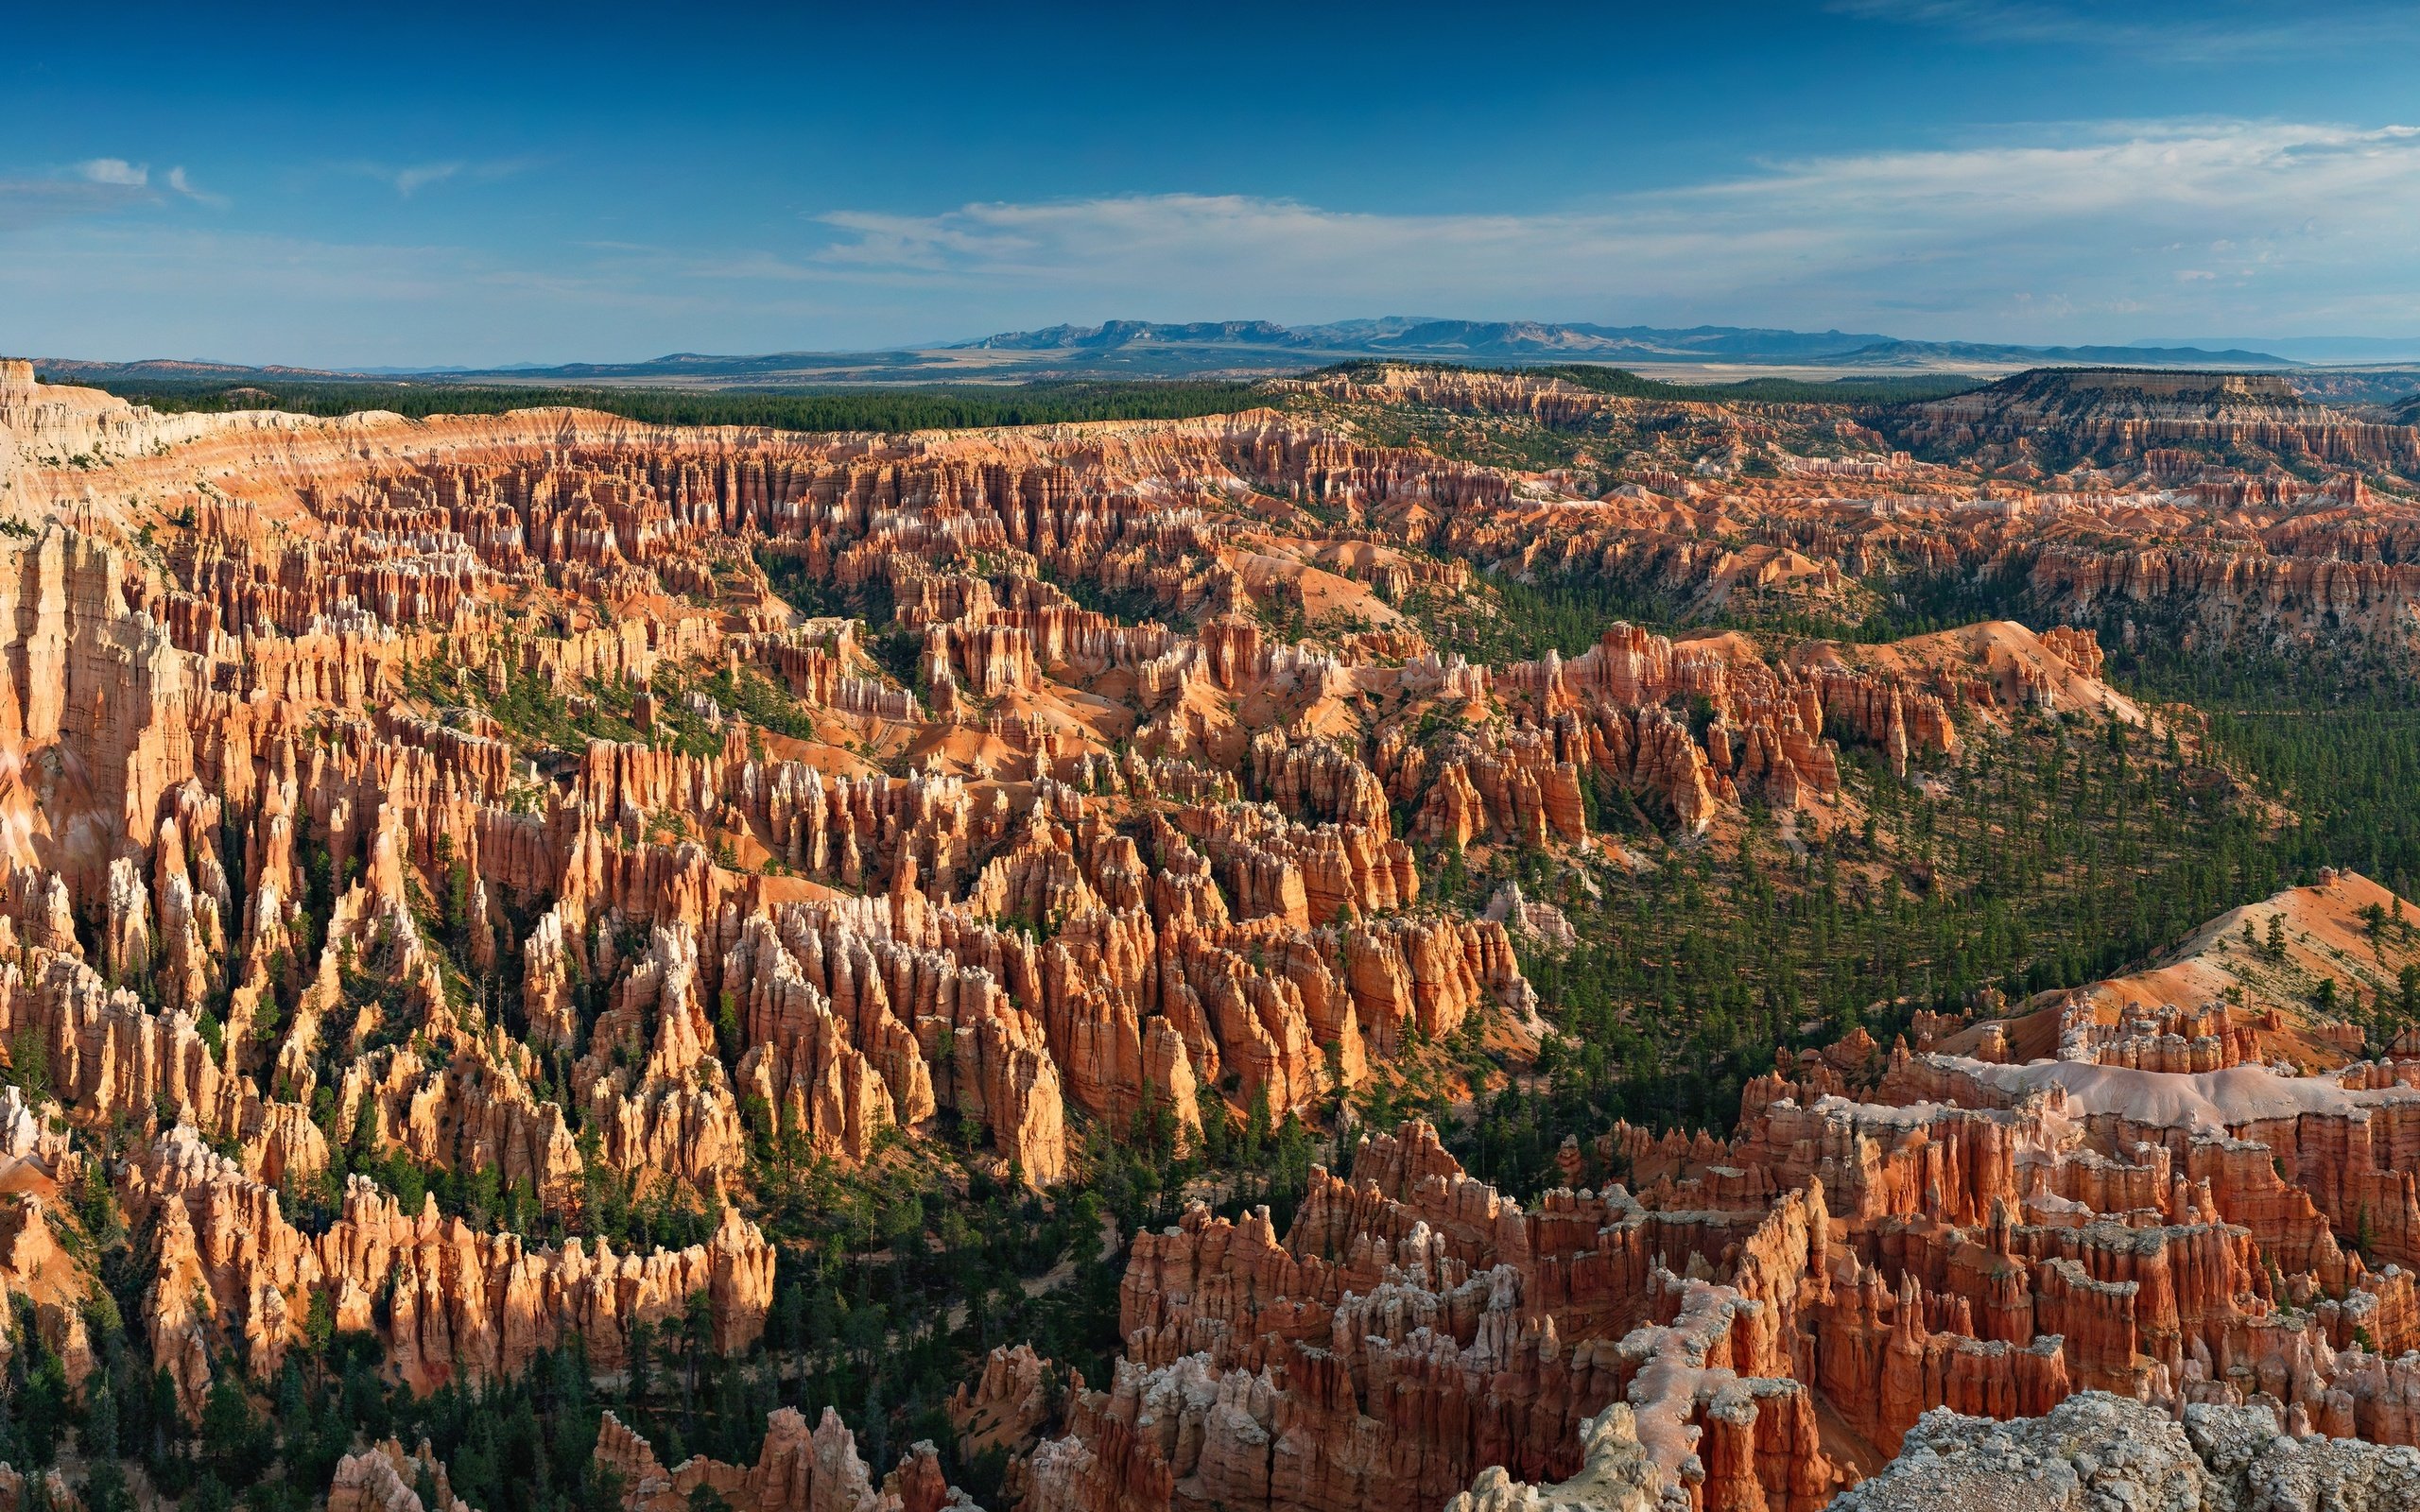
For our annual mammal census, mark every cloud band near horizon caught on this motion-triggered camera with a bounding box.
[5,117,2419,366]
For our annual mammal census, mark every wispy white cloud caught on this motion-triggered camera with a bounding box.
[394,163,460,196]
[9,117,2420,364]
[349,158,542,198]
[78,158,148,188]
[3,158,223,227]
[789,120,2420,337]
[0,160,167,232]
[164,166,228,208]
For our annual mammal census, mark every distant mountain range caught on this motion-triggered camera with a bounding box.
[32,318,2310,390]
[947,318,2291,369]
[2135,335,2420,364]
[949,318,1918,361]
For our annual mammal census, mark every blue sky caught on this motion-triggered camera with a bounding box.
[7,0,2420,367]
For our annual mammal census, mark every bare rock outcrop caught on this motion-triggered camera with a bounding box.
[130,1125,774,1404]
[1833,1390,2420,1512]
[328,1440,478,1512]
[596,1407,986,1512]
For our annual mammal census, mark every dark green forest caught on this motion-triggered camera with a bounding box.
[1400,559,2420,1199]
[42,379,1269,434]
[54,366,1975,429]
[1436,714,2286,1192]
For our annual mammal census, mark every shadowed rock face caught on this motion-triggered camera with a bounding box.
[6,362,2420,1511]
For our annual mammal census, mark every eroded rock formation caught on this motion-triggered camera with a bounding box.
[594,1406,985,1512]
[7,356,2420,1510]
